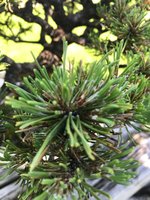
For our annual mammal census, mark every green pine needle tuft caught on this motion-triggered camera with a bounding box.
[2,41,150,200]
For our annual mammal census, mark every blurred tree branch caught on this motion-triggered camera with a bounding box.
[0,0,149,83]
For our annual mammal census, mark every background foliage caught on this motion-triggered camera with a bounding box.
[0,0,149,82]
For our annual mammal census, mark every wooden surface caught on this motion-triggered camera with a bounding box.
[0,169,21,200]
[0,169,18,188]
[97,133,150,200]
[0,181,22,200]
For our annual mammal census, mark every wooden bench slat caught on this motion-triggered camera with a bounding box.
[0,181,22,200]
[0,170,19,188]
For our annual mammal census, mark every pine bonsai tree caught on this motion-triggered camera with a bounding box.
[107,0,150,51]
[0,41,149,200]
[89,0,150,54]
[0,0,149,199]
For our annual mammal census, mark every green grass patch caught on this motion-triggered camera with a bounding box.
[0,39,43,62]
